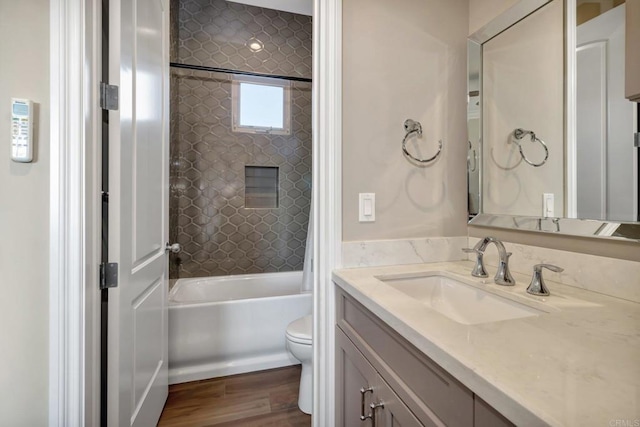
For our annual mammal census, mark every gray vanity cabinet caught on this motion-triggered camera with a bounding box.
[337,328,424,427]
[337,327,378,426]
[336,287,515,427]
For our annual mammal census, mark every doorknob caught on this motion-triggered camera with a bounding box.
[165,242,181,253]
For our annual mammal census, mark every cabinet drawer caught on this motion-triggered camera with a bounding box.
[337,288,474,426]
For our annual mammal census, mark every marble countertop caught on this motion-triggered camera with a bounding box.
[333,261,640,426]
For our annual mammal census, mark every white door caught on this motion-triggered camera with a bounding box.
[577,4,637,221]
[108,0,170,425]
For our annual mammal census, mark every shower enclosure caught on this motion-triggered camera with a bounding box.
[169,0,313,280]
[166,0,313,382]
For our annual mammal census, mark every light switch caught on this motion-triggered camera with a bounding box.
[359,193,375,222]
[543,193,554,217]
[363,198,372,216]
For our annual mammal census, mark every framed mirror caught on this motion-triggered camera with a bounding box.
[468,0,640,241]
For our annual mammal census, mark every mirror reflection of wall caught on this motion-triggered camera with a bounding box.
[575,0,639,222]
[468,0,640,238]
[577,0,626,24]
[468,41,481,217]
[482,0,564,217]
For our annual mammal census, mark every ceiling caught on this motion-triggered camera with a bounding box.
[227,0,313,16]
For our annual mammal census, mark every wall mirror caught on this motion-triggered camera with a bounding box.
[468,0,640,241]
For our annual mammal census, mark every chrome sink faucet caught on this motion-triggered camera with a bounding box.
[462,237,515,286]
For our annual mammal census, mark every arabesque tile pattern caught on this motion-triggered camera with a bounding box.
[177,0,312,78]
[169,0,181,279]
[169,0,312,278]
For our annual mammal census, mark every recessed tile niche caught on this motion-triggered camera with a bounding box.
[245,166,279,209]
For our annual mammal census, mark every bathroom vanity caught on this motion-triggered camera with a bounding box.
[336,286,512,427]
[333,261,640,426]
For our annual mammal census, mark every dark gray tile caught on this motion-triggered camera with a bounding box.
[170,0,311,279]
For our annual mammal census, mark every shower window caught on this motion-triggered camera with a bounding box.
[232,75,291,135]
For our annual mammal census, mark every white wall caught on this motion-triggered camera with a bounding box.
[342,0,469,241]
[482,0,564,217]
[0,1,50,425]
[469,0,519,34]
[228,0,312,16]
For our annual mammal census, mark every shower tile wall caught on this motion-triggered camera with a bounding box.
[169,0,181,279]
[170,0,312,278]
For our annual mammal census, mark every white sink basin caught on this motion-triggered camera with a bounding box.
[378,272,543,325]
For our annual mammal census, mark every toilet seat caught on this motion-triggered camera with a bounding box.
[286,314,312,344]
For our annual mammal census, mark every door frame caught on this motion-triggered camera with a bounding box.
[312,0,342,423]
[49,0,342,425]
[49,0,103,425]
[565,0,578,218]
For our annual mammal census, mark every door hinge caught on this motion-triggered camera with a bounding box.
[100,82,119,111]
[100,262,118,289]
[634,132,639,148]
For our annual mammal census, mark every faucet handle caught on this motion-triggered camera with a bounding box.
[527,264,563,296]
[534,263,564,274]
[462,248,488,278]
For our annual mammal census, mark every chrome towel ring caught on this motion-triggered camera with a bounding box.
[512,128,548,167]
[402,119,442,163]
[467,140,477,172]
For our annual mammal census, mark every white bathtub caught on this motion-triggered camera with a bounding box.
[168,271,312,384]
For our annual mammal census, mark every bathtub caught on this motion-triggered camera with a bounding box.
[168,271,312,384]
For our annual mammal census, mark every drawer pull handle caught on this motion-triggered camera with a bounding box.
[370,401,384,426]
[359,387,373,420]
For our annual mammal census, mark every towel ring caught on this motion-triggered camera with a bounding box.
[512,128,548,167]
[467,140,477,172]
[402,119,442,163]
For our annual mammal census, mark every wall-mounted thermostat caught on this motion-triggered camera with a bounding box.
[11,98,34,163]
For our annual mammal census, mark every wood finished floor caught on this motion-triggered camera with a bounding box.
[158,365,311,427]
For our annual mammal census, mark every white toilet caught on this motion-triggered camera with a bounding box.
[286,314,312,414]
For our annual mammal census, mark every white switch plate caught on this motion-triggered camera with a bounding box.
[359,193,375,222]
[543,193,554,217]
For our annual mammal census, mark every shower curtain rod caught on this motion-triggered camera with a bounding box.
[170,62,312,83]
